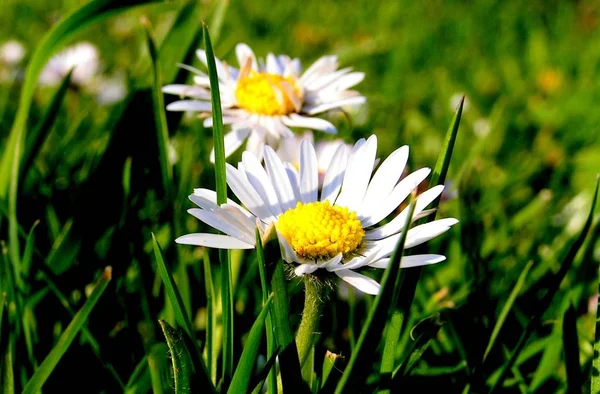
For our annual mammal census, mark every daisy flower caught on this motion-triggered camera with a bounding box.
[276,131,352,186]
[176,134,457,295]
[162,43,365,161]
[0,40,26,66]
[39,42,100,87]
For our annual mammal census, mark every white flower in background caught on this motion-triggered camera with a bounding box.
[276,132,352,186]
[95,72,128,105]
[176,135,458,295]
[0,40,26,66]
[39,42,100,87]
[449,93,468,113]
[473,118,491,138]
[163,43,365,161]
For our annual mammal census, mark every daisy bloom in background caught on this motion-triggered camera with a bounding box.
[162,43,365,161]
[39,42,100,87]
[276,131,352,186]
[0,40,26,66]
[176,135,458,295]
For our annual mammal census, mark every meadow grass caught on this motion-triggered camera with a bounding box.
[0,0,599,392]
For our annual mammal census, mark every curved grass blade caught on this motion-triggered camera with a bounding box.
[151,234,214,393]
[21,267,112,394]
[490,176,599,393]
[250,348,281,394]
[332,198,417,394]
[159,320,193,394]
[124,355,151,394]
[483,260,534,362]
[393,314,444,380]
[379,97,464,380]
[592,270,600,393]
[228,295,273,394]
[563,304,581,394]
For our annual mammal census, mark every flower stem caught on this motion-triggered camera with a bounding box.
[295,275,327,367]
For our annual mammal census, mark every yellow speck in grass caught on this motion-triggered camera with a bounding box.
[277,201,364,260]
[235,72,302,116]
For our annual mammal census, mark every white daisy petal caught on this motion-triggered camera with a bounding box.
[246,128,267,161]
[303,96,366,115]
[361,167,431,228]
[196,49,230,82]
[294,264,320,276]
[284,163,302,202]
[299,139,319,203]
[175,233,254,249]
[166,100,212,112]
[187,209,255,244]
[405,218,459,249]
[359,146,409,218]
[369,254,446,269]
[266,53,283,74]
[242,151,283,215]
[300,55,338,85]
[225,163,276,221]
[320,72,365,93]
[365,185,445,240]
[162,84,210,99]
[190,189,253,219]
[320,143,350,203]
[282,114,337,134]
[276,231,299,263]
[303,67,352,91]
[263,145,297,211]
[333,269,380,295]
[235,43,258,71]
[335,135,378,211]
[210,128,251,162]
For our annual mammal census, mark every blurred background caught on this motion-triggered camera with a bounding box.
[1,0,599,392]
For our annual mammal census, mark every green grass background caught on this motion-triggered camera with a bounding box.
[1,0,599,392]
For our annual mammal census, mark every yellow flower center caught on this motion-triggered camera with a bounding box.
[277,201,364,260]
[235,72,301,116]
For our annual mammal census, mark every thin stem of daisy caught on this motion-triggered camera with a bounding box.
[296,275,327,367]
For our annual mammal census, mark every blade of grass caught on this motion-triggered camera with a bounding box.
[563,304,581,394]
[321,351,345,390]
[125,355,151,394]
[21,267,112,394]
[144,25,172,200]
[483,260,534,362]
[202,252,217,384]
[228,295,273,394]
[379,98,464,383]
[19,70,73,188]
[332,198,417,394]
[151,234,214,392]
[490,176,599,393]
[202,22,233,387]
[148,343,169,394]
[250,348,281,394]
[159,320,193,394]
[592,268,600,393]
[255,229,277,394]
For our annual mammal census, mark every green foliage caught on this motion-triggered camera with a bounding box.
[1,1,599,393]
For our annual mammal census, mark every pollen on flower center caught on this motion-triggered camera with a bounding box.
[276,201,364,260]
[235,72,302,116]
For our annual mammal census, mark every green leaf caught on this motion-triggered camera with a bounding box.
[159,320,193,394]
[228,295,273,394]
[431,95,464,186]
[321,351,345,390]
[491,176,599,393]
[562,304,581,394]
[483,260,534,362]
[332,199,417,393]
[21,267,112,394]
